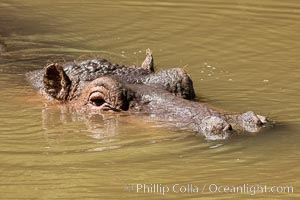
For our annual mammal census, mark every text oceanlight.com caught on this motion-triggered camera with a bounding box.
[124,183,294,195]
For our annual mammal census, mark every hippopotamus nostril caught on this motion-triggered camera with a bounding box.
[197,116,232,140]
[257,115,268,124]
[256,119,263,126]
[236,111,270,132]
[223,124,232,132]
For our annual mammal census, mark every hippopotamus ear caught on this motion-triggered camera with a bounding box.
[43,63,71,100]
[141,48,154,72]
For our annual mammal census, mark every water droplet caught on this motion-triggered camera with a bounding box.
[209,144,223,148]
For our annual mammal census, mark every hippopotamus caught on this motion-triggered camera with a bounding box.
[26,49,269,140]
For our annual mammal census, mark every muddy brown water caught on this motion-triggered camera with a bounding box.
[0,0,299,199]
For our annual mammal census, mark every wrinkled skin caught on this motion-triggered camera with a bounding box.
[27,49,195,101]
[26,49,269,140]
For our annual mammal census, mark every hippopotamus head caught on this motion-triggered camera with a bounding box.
[26,50,271,140]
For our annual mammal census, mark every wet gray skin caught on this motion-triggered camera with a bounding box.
[26,50,269,140]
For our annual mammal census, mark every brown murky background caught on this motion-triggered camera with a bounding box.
[0,0,299,199]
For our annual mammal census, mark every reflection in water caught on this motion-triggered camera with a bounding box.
[41,103,121,138]
[41,103,124,153]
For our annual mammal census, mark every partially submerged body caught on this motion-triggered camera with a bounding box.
[26,49,270,140]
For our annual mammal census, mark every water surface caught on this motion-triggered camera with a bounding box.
[0,0,299,199]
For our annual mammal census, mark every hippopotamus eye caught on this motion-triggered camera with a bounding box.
[90,98,105,107]
[89,91,105,107]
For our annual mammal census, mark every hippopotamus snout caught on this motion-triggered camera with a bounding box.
[197,116,233,140]
[238,111,268,132]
